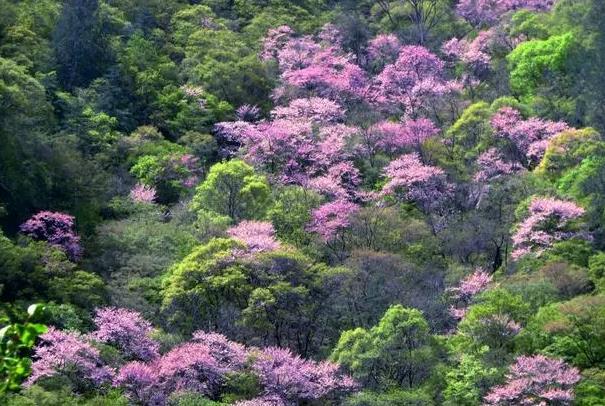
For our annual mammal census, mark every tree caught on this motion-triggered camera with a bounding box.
[331,305,438,390]
[91,307,159,362]
[191,160,270,222]
[382,153,452,215]
[53,0,109,90]
[484,355,581,405]
[511,196,587,260]
[20,211,82,261]
[26,327,114,392]
[507,32,574,101]
[226,221,281,253]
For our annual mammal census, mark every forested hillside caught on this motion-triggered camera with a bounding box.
[2,0,605,404]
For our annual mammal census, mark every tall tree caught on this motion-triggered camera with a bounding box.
[53,0,108,90]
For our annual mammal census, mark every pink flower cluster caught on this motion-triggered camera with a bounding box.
[448,269,492,320]
[491,107,569,166]
[215,98,358,189]
[367,118,439,155]
[367,34,401,67]
[115,331,356,405]
[368,45,461,117]
[129,183,157,203]
[474,148,523,182]
[511,197,586,259]
[382,153,453,211]
[236,104,261,122]
[227,221,281,253]
[28,307,356,405]
[25,327,113,389]
[442,30,494,78]
[91,307,160,362]
[484,355,580,405]
[20,211,82,261]
[271,97,345,123]
[307,200,360,243]
[457,0,555,27]
[252,347,357,403]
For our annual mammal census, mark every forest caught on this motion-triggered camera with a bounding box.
[1,0,605,404]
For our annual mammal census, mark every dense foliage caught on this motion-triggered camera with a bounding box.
[2,0,605,404]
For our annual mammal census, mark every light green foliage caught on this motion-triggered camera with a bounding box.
[0,304,47,393]
[508,32,574,99]
[163,239,351,354]
[192,160,271,222]
[3,386,128,405]
[331,305,438,390]
[518,295,605,368]
[537,128,605,181]
[89,205,198,318]
[443,353,498,406]
[267,186,322,248]
[444,102,493,172]
[343,388,435,406]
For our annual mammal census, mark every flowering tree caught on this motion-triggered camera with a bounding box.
[235,104,261,122]
[20,211,82,261]
[307,200,359,244]
[474,148,523,182]
[366,118,439,156]
[191,331,248,369]
[252,347,357,403]
[511,197,587,259]
[91,307,160,362]
[368,45,460,117]
[491,107,569,166]
[382,153,452,212]
[129,183,157,203]
[271,97,345,123]
[26,328,113,390]
[260,25,295,62]
[448,269,493,320]
[457,0,555,27]
[367,34,401,69]
[226,221,281,253]
[114,361,164,405]
[112,330,355,405]
[484,355,581,405]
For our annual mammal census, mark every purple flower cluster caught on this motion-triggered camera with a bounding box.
[484,355,580,405]
[20,211,82,261]
[91,307,160,362]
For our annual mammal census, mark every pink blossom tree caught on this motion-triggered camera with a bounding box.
[307,200,360,244]
[26,328,113,390]
[511,197,587,260]
[113,361,164,405]
[227,221,281,253]
[448,269,493,320]
[367,34,401,69]
[271,97,345,123]
[474,148,523,182]
[252,347,357,403]
[129,183,157,203]
[484,355,581,405]
[382,153,453,213]
[491,107,569,166]
[457,0,555,27]
[368,45,460,117]
[365,118,439,156]
[191,331,248,370]
[260,25,295,62]
[20,211,82,261]
[91,307,160,362]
